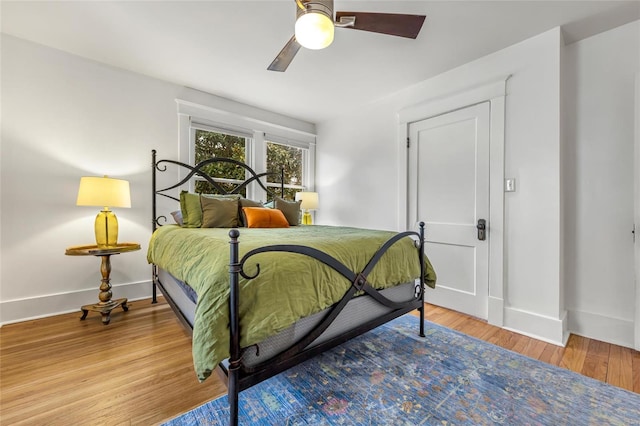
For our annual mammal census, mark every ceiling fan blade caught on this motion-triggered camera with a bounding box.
[335,12,426,39]
[268,35,301,72]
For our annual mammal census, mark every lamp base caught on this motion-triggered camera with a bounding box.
[302,211,313,225]
[95,208,119,247]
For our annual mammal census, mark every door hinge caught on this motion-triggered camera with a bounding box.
[407,137,410,148]
[633,224,636,243]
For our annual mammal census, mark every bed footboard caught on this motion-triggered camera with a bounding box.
[225,223,426,426]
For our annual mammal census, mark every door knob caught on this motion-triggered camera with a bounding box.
[477,219,487,241]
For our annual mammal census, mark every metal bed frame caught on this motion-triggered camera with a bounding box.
[150,150,427,426]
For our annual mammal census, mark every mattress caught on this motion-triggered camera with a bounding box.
[157,267,418,367]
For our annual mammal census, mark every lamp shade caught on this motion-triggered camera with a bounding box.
[77,176,131,208]
[295,191,319,210]
[295,11,334,50]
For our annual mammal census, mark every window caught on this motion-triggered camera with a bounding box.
[177,98,316,202]
[266,141,307,201]
[190,129,313,201]
[193,128,249,196]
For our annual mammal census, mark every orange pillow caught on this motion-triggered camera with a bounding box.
[242,207,290,228]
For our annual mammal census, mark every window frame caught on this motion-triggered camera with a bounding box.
[176,99,316,202]
[190,122,252,195]
[264,138,310,198]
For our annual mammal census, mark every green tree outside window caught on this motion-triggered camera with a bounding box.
[193,130,308,201]
[194,129,246,195]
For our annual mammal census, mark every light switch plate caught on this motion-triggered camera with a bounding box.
[505,178,516,192]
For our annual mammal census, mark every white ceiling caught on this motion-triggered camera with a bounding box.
[2,1,639,124]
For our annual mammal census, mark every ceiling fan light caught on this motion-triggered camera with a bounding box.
[295,12,334,50]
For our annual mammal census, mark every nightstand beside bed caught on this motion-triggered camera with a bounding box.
[65,242,141,325]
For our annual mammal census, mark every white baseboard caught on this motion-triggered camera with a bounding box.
[567,308,635,349]
[503,306,568,346]
[0,280,154,326]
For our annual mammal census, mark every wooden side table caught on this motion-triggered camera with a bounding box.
[65,243,141,325]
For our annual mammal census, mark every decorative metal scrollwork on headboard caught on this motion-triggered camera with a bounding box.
[151,149,285,232]
[155,157,283,198]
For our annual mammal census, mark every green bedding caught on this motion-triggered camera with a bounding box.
[147,225,436,381]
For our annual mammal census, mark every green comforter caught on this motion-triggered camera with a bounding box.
[147,225,436,381]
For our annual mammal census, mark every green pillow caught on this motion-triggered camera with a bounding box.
[201,197,240,228]
[179,191,240,227]
[274,197,301,226]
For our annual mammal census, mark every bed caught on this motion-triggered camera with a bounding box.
[148,150,436,425]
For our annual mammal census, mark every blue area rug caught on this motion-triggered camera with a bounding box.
[165,315,640,425]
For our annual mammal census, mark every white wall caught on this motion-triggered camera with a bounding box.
[2,24,637,349]
[317,21,640,348]
[0,35,314,324]
[563,20,639,347]
[317,28,566,344]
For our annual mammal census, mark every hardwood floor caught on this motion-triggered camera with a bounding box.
[1,300,638,425]
[415,305,640,393]
[0,299,226,425]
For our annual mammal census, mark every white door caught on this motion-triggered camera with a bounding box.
[408,102,490,319]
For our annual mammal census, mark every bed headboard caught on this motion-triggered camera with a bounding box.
[151,149,284,230]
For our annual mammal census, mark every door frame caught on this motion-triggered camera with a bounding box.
[397,77,509,327]
[634,72,640,351]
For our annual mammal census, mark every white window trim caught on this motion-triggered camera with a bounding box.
[176,98,317,200]
[265,137,313,187]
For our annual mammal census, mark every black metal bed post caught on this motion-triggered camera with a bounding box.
[419,221,426,337]
[228,229,241,426]
[151,149,158,304]
[280,166,285,197]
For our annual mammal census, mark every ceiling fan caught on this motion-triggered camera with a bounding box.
[268,0,426,72]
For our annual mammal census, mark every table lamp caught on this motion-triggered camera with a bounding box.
[76,176,131,247]
[295,191,319,225]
